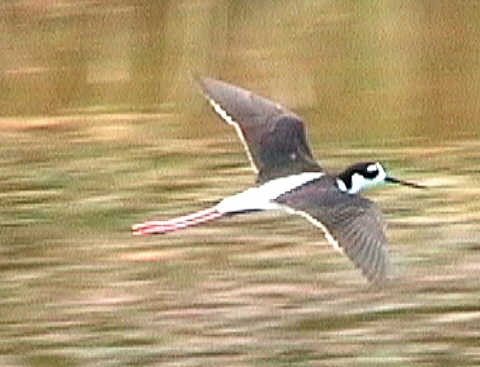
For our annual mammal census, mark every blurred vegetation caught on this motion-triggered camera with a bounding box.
[1,1,480,366]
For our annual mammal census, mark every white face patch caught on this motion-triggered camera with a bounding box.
[373,163,387,183]
[348,163,388,194]
[367,163,379,173]
[216,172,324,213]
[349,173,369,194]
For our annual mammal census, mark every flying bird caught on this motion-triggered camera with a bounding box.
[132,77,425,284]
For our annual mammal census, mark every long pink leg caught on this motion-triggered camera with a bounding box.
[132,207,225,236]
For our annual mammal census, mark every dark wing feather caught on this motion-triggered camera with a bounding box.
[197,77,321,183]
[276,177,390,284]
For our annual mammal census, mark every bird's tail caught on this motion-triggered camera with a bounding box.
[132,207,224,236]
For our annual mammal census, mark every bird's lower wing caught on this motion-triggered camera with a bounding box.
[277,184,390,284]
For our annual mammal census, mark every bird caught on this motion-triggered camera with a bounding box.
[132,77,425,284]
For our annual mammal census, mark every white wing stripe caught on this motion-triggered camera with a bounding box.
[206,97,259,173]
[284,207,343,253]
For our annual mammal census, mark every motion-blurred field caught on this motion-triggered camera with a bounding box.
[1,1,480,366]
[1,114,480,366]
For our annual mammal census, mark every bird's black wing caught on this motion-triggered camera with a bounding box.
[276,178,390,284]
[197,77,321,183]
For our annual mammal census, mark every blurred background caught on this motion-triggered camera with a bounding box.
[1,0,480,366]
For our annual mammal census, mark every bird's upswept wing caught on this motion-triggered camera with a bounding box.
[276,178,390,284]
[197,77,321,183]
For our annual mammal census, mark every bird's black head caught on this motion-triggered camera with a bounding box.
[337,162,425,194]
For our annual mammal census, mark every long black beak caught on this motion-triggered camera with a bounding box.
[385,176,426,189]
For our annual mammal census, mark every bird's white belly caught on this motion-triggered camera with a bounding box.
[215,172,324,213]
